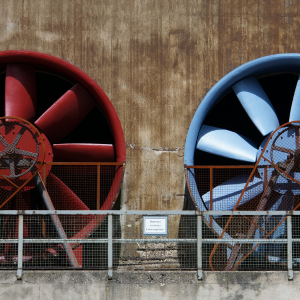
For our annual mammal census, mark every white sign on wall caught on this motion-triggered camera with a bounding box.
[143,216,168,236]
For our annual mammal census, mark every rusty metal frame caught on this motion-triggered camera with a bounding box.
[229,215,289,271]
[185,121,300,272]
[97,165,101,210]
[233,121,300,210]
[241,215,268,235]
[262,156,300,186]
[211,126,298,270]
[0,173,19,188]
[223,122,300,270]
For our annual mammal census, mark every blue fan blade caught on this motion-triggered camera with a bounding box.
[289,75,300,121]
[233,76,279,136]
[202,174,263,216]
[196,125,258,162]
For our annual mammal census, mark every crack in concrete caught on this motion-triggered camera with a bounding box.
[126,143,184,156]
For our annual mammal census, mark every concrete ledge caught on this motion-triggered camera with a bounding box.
[0,270,298,299]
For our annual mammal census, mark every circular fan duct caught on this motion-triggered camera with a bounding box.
[185,54,300,270]
[0,51,126,267]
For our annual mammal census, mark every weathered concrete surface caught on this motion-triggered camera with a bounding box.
[0,271,298,299]
[0,0,299,211]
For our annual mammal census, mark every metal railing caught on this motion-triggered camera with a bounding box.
[0,210,299,280]
[1,162,125,211]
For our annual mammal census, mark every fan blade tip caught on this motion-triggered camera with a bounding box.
[289,77,300,122]
[197,125,258,163]
[5,64,36,121]
[34,84,95,143]
[53,143,115,162]
[233,77,279,136]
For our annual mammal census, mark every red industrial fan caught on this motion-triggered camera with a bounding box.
[0,51,126,267]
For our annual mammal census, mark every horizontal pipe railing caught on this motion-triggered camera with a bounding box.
[0,238,294,244]
[45,162,124,166]
[0,210,298,215]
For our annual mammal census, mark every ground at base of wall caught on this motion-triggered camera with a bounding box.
[0,270,298,300]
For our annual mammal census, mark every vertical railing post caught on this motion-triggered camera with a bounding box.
[108,214,113,279]
[197,215,203,280]
[97,165,101,210]
[287,214,293,280]
[17,214,23,280]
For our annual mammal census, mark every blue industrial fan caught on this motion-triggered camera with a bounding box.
[185,54,300,269]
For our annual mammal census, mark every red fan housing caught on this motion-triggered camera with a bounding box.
[0,50,126,267]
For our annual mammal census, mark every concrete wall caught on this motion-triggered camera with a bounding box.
[0,271,298,300]
[1,0,299,211]
[1,3,300,296]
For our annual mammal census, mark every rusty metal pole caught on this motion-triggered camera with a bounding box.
[33,174,79,268]
[226,154,296,271]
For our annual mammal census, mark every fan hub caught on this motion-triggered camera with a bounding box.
[0,117,53,189]
[5,145,15,155]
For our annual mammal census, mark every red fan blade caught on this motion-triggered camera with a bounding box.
[5,64,36,122]
[47,173,90,210]
[72,165,124,240]
[53,144,115,162]
[46,173,94,240]
[35,84,95,143]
